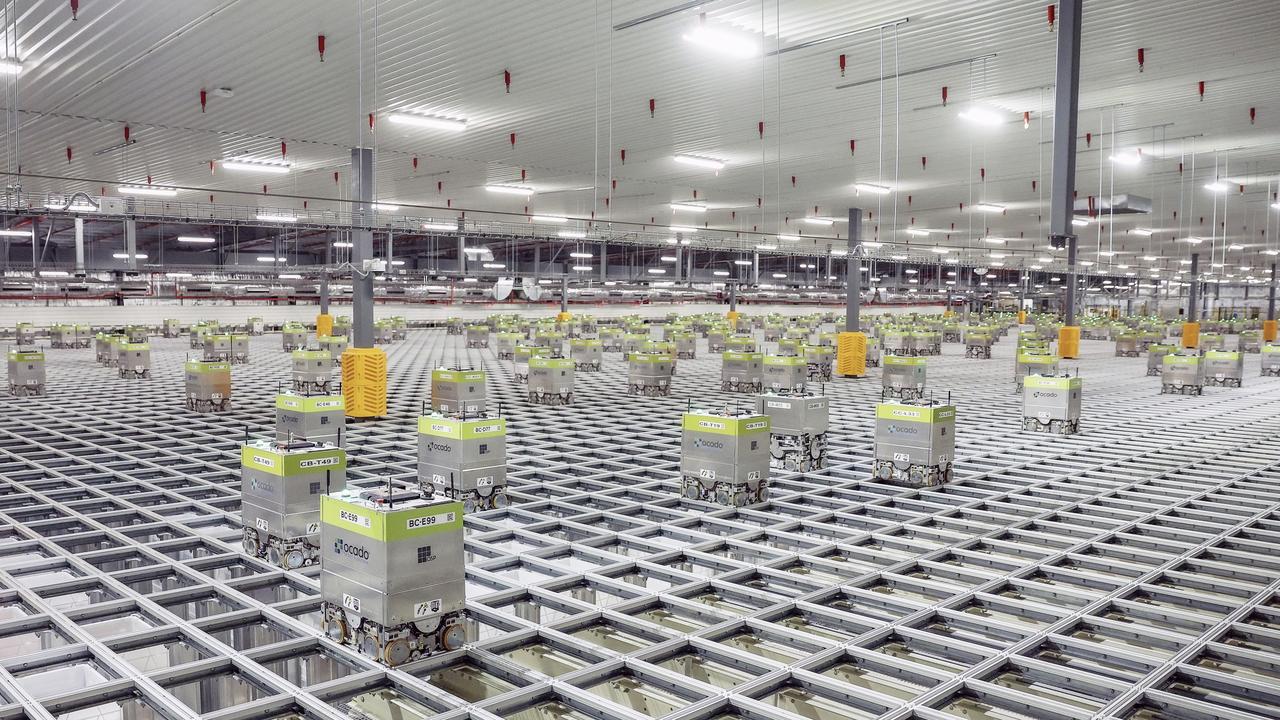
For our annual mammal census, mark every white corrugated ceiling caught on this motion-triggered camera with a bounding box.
[3,0,1280,274]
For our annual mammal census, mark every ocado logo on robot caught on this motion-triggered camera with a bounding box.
[333,539,370,560]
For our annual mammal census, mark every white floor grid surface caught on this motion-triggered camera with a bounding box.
[0,327,1278,720]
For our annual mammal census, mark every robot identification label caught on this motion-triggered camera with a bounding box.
[407,512,456,530]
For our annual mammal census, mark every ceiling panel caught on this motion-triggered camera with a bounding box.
[0,0,1278,278]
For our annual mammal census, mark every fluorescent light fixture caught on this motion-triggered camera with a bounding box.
[778,234,800,242]
[485,185,535,197]
[1142,255,1159,261]
[713,270,730,276]
[423,222,456,232]
[1109,152,1141,166]
[891,254,908,260]
[904,269,919,275]
[482,263,505,269]
[983,237,1007,244]
[1204,181,1229,193]
[462,277,478,283]
[278,273,302,279]
[803,217,835,226]
[974,202,1005,213]
[531,215,568,223]
[681,25,758,59]
[906,228,929,237]
[755,244,777,250]
[733,259,753,266]
[0,229,31,237]
[1078,260,1095,267]
[256,213,298,223]
[854,183,892,195]
[558,230,587,239]
[1131,228,1154,237]
[0,60,22,75]
[669,202,707,213]
[256,256,282,262]
[164,272,193,278]
[391,260,405,266]
[1180,259,1193,265]
[772,273,787,278]
[1029,265,1042,270]
[177,236,215,244]
[663,238,678,245]
[387,112,467,132]
[1264,249,1280,256]
[930,247,951,254]
[670,226,698,233]
[989,252,1007,259]
[40,270,69,277]
[958,106,1005,127]
[1210,262,1224,268]
[117,185,177,197]
[222,159,291,173]
[647,268,667,274]
[112,252,147,259]
[1179,237,1202,244]
[672,154,725,171]
[462,247,488,255]
[371,203,399,212]
[1228,243,1244,251]
[333,241,353,248]
[1098,251,1116,257]
[569,251,593,259]
[660,255,678,262]
[861,241,885,249]
[1071,217,1090,227]
[572,265,593,271]
[1038,256,1053,263]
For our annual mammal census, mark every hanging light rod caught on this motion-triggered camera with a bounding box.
[93,139,138,156]
[612,0,706,31]
[836,52,997,91]
[769,17,909,56]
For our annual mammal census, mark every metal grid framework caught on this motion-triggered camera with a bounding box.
[0,324,1278,719]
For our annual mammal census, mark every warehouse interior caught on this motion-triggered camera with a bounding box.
[1,1,1280,719]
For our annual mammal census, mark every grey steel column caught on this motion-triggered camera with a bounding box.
[847,207,863,332]
[1188,252,1199,321]
[321,230,331,314]
[350,147,375,348]
[74,218,85,276]
[686,247,694,283]
[752,252,759,284]
[1066,237,1078,319]
[124,219,138,271]
[1050,0,1083,325]
[729,281,737,311]
[385,230,393,273]
[1268,263,1276,321]
[599,242,607,281]
[457,235,466,275]
[533,244,540,279]
[560,276,568,314]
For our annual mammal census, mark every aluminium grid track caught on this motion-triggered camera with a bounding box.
[0,329,1276,719]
